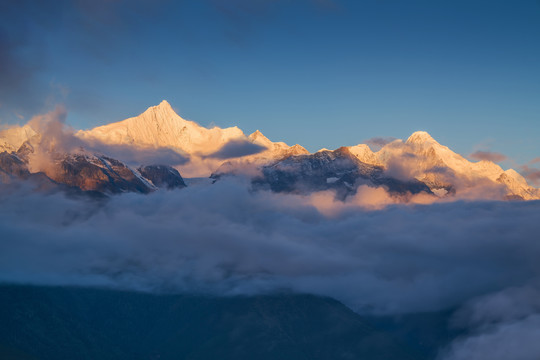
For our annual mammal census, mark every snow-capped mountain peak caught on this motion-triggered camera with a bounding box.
[347,144,381,166]
[75,102,310,177]
[248,129,307,156]
[0,124,38,153]
[406,131,438,145]
[340,131,538,200]
[248,130,272,147]
[134,100,185,128]
[144,99,176,117]
[502,168,529,187]
[76,101,246,156]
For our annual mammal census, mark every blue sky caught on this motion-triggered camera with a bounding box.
[1,0,539,167]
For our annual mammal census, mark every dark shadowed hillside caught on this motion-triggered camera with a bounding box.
[0,285,429,360]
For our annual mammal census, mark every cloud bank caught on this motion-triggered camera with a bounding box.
[439,286,540,360]
[1,177,540,357]
[0,180,538,312]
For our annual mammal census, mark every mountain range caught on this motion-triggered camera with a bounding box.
[1,100,538,201]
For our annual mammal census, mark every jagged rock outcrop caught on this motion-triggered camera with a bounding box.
[138,165,186,190]
[0,152,30,180]
[254,147,431,199]
[50,153,156,194]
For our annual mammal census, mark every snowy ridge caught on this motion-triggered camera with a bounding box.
[0,125,38,153]
[345,131,539,200]
[247,130,308,161]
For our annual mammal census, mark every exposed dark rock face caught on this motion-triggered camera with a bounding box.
[1,148,190,196]
[0,152,30,180]
[15,141,35,163]
[0,152,87,195]
[50,154,154,194]
[138,164,186,189]
[253,147,432,199]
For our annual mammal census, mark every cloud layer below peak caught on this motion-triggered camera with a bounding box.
[1,177,540,358]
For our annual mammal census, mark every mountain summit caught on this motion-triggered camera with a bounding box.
[77,100,245,155]
[145,99,177,117]
[406,131,438,145]
[76,101,307,173]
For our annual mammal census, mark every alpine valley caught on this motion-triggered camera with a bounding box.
[1,100,538,202]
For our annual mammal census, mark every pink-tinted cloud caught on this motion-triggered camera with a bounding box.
[520,165,540,187]
[364,137,397,151]
[469,151,507,163]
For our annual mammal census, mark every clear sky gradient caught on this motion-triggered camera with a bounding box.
[1,0,539,167]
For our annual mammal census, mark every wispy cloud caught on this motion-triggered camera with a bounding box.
[2,107,189,175]
[520,164,540,187]
[206,139,267,160]
[469,151,507,163]
[364,137,397,151]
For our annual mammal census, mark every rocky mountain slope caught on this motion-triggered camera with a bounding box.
[249,147,431,199]
[0,143,185,196]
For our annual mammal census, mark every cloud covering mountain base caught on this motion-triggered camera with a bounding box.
[1,178,539,358]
